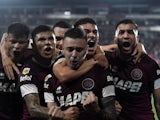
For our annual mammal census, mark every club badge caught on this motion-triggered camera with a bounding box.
[82,78,95,90]
[131,68,143,80]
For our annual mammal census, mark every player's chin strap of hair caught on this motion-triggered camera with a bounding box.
[96,96,117,120]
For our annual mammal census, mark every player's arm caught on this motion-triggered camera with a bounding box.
[153,88,160,119]
[100,44,117,52]
[132,42,146,63]
[24,93,50,119]
[53,58,97,83]
[0,33,19,80]
[83,93,116,120]
[24,93,79,120]
[101,42,146,63]
[48,103,79,120]
[45,95,79,119]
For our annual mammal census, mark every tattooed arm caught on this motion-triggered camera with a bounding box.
[24,93,79,120]
[24,93,50,119]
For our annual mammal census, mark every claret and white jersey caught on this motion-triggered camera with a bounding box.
[44,64,115,120]
[106,51,160,120]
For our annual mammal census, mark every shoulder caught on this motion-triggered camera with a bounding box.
[53,54,65,66]
[141,54,159,69]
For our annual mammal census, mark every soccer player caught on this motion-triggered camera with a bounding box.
[53,21,72,50]
[106,19,160,120]
[44,27,116,120]
[19,25,55,119]
[0,23,30,120]
[53,17,145,83]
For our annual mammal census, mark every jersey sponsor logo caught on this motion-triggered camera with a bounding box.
[20,75,32,82]
[82,78,94,90]
[57,91,92,107]
[22,67,30,74]
[114,77,142,92]
[131,68,143,80]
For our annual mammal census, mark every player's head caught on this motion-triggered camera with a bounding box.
[74,17,99,56]
[53,21,72,50]
[31,25,55,60]
[62,27,87,70]
[7,22,29,61]
[114,19,139,56]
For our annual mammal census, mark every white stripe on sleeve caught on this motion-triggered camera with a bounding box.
[154,78,160,89]
[44,92,54,103]
[102,85,115,97]
[20,84,38,97]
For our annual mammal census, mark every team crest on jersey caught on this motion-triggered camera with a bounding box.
[44,74,52,81]
[82,78,94,90]
[22,67,30,74]
[131,68,143,80]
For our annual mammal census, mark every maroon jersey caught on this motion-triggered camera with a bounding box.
[0,49,33,120]
[106,51,160,120]
[19,58,52,120]
[44,65,115,120]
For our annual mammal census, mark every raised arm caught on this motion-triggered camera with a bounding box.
[132,42,146,63]
[101,43,146,63]
[53,58,97,83]
[100,44,117,52]
[0,33,19,80]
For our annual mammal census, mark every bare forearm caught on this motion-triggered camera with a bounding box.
[100,44,117,52]
[29,105,49,119]
[53,59,96,83]
[24,93,49,119]
[153,88,160,119]
[96,97,116,120]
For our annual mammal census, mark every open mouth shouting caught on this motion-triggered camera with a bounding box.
[44,46,53,56]
[122,41,131,51]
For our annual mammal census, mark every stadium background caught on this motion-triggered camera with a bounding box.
[0,0,159,119]
[0,0,160,65]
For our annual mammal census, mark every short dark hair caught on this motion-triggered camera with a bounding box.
[53,21,72,30]
[115,19,138,30]
[31,25,52,40]
[7,22,30,38]
[64,28,87,42]
[74,17,97,28]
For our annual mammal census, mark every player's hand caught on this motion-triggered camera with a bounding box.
[115,100,122,115]
[94,53,109,69]
[2,56,19,80]
[83,93,100,113]
[48,105,64,120]
[63,107,79,120]
[132,43,146,63]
